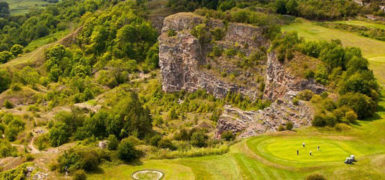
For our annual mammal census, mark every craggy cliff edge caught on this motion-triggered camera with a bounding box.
[159,13,325,138]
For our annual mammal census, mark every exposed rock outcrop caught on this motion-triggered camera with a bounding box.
[159,13,325,139]
[159,13,267,99]
[264,52,325,101]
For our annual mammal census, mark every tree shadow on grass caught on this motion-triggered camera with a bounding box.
[124,159,144,166]
[88,166,105,174]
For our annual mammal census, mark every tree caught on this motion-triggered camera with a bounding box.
[221,131,235,141]
[275,0,287,14]
[110,92,152,139]
[73,170,87,180]
[0,69,11,93]
[10,44,23,56]
[338,93,376,119]
[0,2,9,18]
[108,134,119,150]
[286,0,299,15]
[145,43,159,70]
[191,131,208,147]
[286,122,294,130]
[49,122,71,147]
[117,139,140,162]
[0,51,13,63]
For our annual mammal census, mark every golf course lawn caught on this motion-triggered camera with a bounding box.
[248,137,354,165]
[88,19,385,180]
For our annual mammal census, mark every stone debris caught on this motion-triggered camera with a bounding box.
[99,140,108,149]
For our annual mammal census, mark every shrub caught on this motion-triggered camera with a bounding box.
[286,122,294,130]
[107,135,119,150]
[335,123,351,132]
[191,131,208,147]
[210,27,225,41]
[292,98,299,105]
[57,149,101,173]
[345,111,358,123]
[221,131,235,141]
[158,139,177,150]
[312,113,326,127]
[278,125,285,131]
[3,100,14,109]
[168,108,178,120]
[174,129,190,141]
[306,173,326,180]
[0,69,11,93]
[298,90,313,101]
[10,44,23,56]
[167,29,177,37]
[49,122,71,147]
[338,93,376,119]
[117,139,140,162]
[73,170,87,180]
[150,134,162,146]
[191,24,211,44]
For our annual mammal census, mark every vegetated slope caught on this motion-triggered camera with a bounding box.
[282,19,385,85]
[0,1,384,180]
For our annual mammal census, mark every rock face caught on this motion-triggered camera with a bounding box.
[159,13,267,99]
[215,52,324,138]
[159,13,325,138]
[264,53,325,100]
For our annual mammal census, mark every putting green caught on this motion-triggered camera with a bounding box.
[247,137,358,166]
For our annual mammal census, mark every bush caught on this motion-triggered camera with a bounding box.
[107,135,118,150]
[117,139,140,162]
[57,149,101,173]
[158,139,177,150]
[345,111,358,123]
[191,24,211,44]
[335,123,351,132]
[3,100,14,109]
[338,93,376,119]
[10,44,23,56]
[292,98,299,106]
[150,135,162,146]
[278,125,285,131]
[312,113,326,127]
[167,29,177,37]
[286,122,294,130]
[73,170,87,180]
[221,130,235,141]
[174,129,190,141]
[306,173,326,180]
[191,131,208,147]
[0,69,11,93]
[298,90,313,101]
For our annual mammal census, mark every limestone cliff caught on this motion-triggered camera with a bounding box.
[159,13,268,99]
[159,13,325,138]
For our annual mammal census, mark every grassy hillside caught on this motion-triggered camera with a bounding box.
[282,19,385,85]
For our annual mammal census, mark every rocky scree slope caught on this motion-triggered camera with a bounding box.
[159,13,325,138]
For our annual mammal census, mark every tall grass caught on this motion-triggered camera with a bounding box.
[148,145,229,159]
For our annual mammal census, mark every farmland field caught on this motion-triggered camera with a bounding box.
[3,0,56,15]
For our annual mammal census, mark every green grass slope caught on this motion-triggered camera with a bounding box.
[282,19,385,85]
